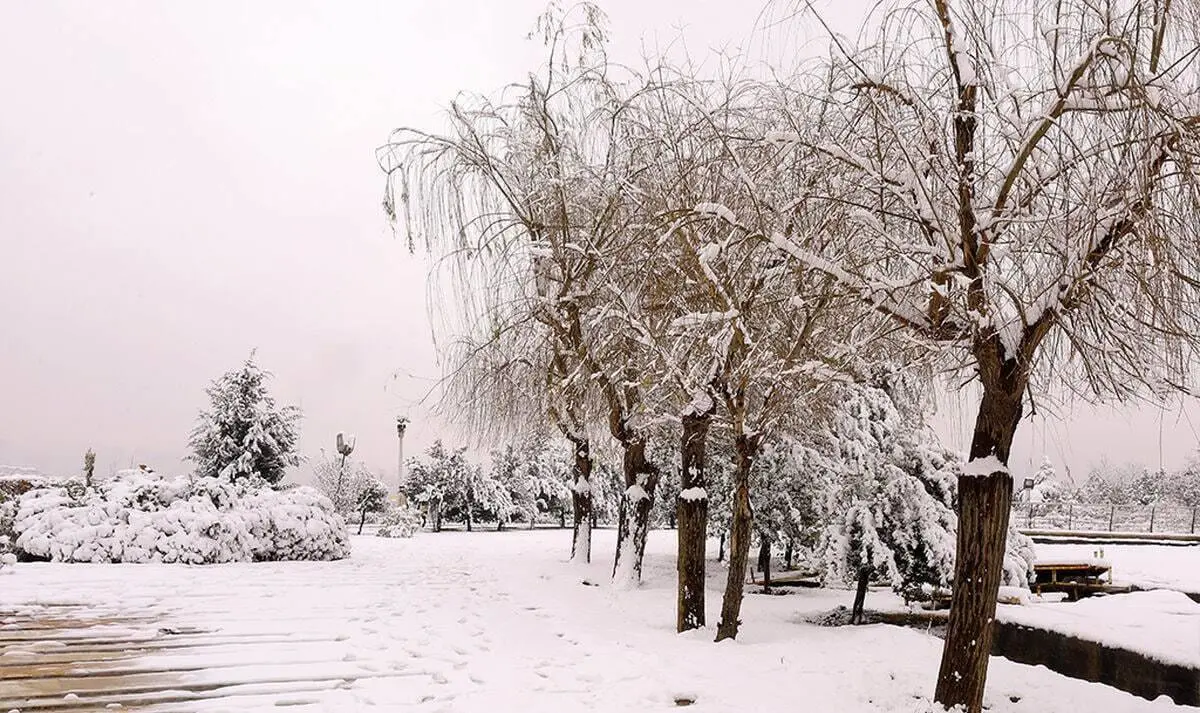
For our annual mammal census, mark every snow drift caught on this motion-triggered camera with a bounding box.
[12,472,349,564]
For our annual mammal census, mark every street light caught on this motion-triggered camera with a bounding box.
[396,416,409,507]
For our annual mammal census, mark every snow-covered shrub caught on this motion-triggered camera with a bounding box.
[1003,528,1036,588]
[0,504,14,569]
[12,471,347,564]
[352,476,390,534]
[376,506,422,538]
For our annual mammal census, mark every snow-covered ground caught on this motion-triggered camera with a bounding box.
[1036,542,1200,593]
[997,541,1200,671]
[1000,589,1200,669]
[0,530,1191,712]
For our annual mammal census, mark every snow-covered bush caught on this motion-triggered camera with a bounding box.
[1003,528,1036,588]
[12,471,348,564]
[352,476,390,534]
[1016,457,1071,504]
[0,502,15,569]
[376,506,422,538]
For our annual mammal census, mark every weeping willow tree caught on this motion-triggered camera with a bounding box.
[378,4,675,581]
[763,0,1200,709]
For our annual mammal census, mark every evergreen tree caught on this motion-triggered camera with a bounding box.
[1021,457,1068,503]
[1168,458,1200,507]
[820,375,958,602]
[188,356,300,485]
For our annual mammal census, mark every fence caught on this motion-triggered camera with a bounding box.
[1011,502,1200,534]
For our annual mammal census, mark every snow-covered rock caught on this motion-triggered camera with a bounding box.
[12,472,348,564]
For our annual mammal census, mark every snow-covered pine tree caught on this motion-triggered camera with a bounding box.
[750,439,832,575]
[1021,457,1068,504]
[820,374,958,604]
[188,356,300,485]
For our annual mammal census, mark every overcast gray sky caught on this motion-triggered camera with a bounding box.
[2,0,1198,488]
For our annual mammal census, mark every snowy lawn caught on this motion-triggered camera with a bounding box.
[1035,542,1200,593]
[0,530,1190,712]
[999,589,1200,669]
[994,542,1200,671]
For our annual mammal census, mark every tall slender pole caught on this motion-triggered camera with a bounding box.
[396,416,409,507]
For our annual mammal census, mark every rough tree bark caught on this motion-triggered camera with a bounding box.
[613,437,659,584]
[935,355,1024,713]
[756,531,771,591]
[677,409,712,632]
[715,432,760,641]
[850,567,870,625]
[570,437,594,564]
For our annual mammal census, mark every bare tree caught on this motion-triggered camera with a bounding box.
[766,0,1200,708]
[379,5,671,582]
[616,69,892,638]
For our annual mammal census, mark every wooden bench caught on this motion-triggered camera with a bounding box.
[1033,560,1125,600]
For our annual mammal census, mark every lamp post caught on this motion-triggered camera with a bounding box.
[396,416,409,507]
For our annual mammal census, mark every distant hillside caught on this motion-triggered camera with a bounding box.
[0,465,49,479]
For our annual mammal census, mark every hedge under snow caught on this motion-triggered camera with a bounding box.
[12,472,349,564]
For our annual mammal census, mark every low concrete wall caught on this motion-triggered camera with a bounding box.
[992,620,1199,706]
[865,609,1198,706]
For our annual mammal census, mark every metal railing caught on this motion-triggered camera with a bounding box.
[1011,502,1199,534]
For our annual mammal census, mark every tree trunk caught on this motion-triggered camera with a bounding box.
[784,539,794,571]
[466,487,474,532]
[612,437,658,585]
[718,532,726,562]
[715,432,759,642]
[677,410,711,632]
[756,531,771,591]
[851,567,870,625]
[935,378,1022,713]
[358,509,366,535]
[570,438,594,564]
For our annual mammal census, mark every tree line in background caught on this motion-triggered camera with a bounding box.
[1021,456,1200,507]
[378,1,1200,710]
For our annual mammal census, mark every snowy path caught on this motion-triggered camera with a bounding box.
[1,531,1191,712]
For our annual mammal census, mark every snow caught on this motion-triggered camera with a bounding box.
[11,472,348,563]
[682,389,714,418]
[986,541,1200,670]
[1036,542,1200,593]
[0,529,1179,712]
[693,201,736,224]
[679,487,707,501]
[1000,589,1200,668]
[961,455,1008,477]
[997,585,1033,605]
[624,484,649,502]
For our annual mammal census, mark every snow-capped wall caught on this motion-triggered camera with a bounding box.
[12,472,349,564]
